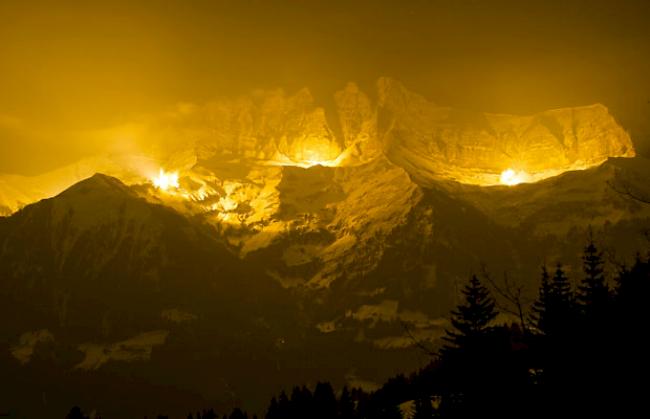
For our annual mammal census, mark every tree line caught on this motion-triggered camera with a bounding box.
[67,237,650,418]
[260,237,650,418]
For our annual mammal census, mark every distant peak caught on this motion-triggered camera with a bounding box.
[342,82,360,93]
[58,173,135,198]
[292,87,315,104]
[376,77,430,107]
[87,172,126,185]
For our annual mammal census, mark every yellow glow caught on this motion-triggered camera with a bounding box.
[304,159,334,168]
[499,168,527,186]
[152,169,179,191]
[270,149,349,169]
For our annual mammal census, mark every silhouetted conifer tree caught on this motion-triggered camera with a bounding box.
[438,275,502,417]
[578,238,609,318]
[546,263,575,337]
[441,275,498,355]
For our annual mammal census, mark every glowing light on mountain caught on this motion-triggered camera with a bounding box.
[266,140,349,168]
[271,153,345,168]
[152,169,179,191]
[500,169,527,186]
[304,159,335,167]
[301,148,335,167]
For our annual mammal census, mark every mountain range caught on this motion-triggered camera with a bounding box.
[1,79,648,418]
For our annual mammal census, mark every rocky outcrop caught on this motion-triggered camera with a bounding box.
[334,82,381,163]
[376,78,635,185]
[190,88,344,165]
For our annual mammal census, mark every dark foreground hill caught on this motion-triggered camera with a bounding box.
[1,155,650,417]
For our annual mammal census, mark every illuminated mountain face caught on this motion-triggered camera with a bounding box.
[0,82,646,418]
[375,79,635,186]
[139,78,634,186]
[131,79,634,226]
[0,78,635,215]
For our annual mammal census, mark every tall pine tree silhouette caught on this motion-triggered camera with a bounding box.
[577,237,609,319]
[572,238,618,419]
[439,275,502,417]
[547,263,575,337]
[531,262,576,378]
[537,262,579,407]
[441,275,498,354]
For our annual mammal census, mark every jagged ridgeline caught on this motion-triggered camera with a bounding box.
[0,77,634,215]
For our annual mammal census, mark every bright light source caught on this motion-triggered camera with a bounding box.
[500,168,527,186]
[152,169,179,191]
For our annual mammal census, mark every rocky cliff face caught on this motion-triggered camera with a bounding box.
[376,78,635,185]
[146,77,636,184]
[171,88,345,166]
[0,78,635,214]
